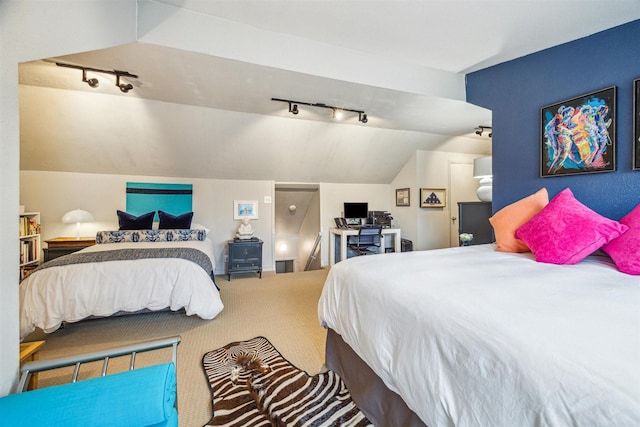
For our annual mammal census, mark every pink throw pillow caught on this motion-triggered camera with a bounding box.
[602,204,640,275]
[489,188,549,253]
[515,188,628,265]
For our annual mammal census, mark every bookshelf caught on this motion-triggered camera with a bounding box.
[19,212,41,280]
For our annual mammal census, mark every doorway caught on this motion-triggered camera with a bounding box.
[274,184,321,272]
[448,161,479,247]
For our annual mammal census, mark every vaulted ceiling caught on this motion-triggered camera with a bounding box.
[17,0,640,183]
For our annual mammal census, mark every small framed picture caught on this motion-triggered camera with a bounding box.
[420,188,446,208]
[396,188,410,207]
[234,200,258,220]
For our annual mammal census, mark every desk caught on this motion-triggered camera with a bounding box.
[329,227,401,266]
[20,340,45,390]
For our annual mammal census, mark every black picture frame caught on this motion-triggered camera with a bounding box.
[540,86,616,177]
[634,78,640,170]
[395,188,410,207]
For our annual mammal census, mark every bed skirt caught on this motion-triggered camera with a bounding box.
[325,328,427,427]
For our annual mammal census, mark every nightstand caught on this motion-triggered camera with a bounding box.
[227,238,263,281]
[20,340,45,390]
[44,237,96,262]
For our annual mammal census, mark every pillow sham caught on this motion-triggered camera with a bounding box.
[489,188,548,253]
[158,210,193,229]
[97,229,207,243]
[602,204,640,275]
[117,210,155,230]
[515,188,627,265]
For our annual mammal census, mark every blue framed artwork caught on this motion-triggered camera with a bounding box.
[234,200,258,219]
[541,86,616,177]
[634,78,639,170]
[126,182,193,220]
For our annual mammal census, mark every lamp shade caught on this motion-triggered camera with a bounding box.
[473,156,492,178]
[62,209,94,224]
[473,157,493,202]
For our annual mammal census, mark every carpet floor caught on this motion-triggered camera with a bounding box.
[23,269,329,426]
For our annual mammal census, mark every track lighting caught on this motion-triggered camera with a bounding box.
[116,75,133,93]
[82,69,99,88]
[56,62,138,94]
[272,98,368,124]
[475,125,492,137]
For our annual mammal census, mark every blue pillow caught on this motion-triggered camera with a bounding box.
[158,211,193,229]
[117,210,155,230]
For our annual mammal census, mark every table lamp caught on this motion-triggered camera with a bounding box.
[473,156,493,202]
[62,209,94,240]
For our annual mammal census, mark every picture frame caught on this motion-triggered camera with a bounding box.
[634,78,640,170]
[540,86,616,177]
[395,188,410,207]
[420,188,446,208]
[233,200,258,220]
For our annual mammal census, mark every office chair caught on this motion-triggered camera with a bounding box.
[348,225,382,256]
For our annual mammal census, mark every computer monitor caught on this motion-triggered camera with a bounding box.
[344,202,368,223]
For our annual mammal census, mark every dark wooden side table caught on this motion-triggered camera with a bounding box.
[457,201,494,245]
[44,237,96,262]
[227,238,263,281]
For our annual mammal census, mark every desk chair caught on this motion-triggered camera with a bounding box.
[348,225,382,256]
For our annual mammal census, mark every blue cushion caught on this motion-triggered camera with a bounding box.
[117,210,155,230]
[0,363,177,427]
[158,211,193,229]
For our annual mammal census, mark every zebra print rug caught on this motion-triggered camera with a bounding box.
[202,336,372,426]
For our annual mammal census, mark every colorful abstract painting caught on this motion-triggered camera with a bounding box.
[541,87,616,177]
[634,78,639,170]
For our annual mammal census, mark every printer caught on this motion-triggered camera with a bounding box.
[367,211,393,228]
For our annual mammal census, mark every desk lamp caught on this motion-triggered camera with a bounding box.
[62,209,94,240]
[473,156,493,202]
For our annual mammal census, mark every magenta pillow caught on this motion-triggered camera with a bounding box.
[602,204,640,275]
[515,188,628,265]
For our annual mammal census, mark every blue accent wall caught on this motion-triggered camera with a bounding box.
[466,20,640,220]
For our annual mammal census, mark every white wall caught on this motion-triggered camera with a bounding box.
[20,171,275,275]
[0,0,137,395]
[415,150,482,250]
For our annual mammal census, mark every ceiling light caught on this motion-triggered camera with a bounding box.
[56,62,138,94]
[272,97,367,124]
[475,125,492,137]
[115,75,133,93]
[82,69,99,88]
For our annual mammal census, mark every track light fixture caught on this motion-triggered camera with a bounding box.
[56,62,138,93]
[475,125,492,138]
[288,102,299,115]
[272,98,368,124]
[82,69,99,88]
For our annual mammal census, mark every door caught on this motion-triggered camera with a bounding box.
[448,162,478,247]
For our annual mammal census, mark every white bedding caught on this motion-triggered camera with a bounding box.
[20,238,224,339]
[318,244,640,427]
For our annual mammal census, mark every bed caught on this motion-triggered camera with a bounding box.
[318,245,640,427]
[20,228,223,339]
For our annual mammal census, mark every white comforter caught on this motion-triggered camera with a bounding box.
[318,245,640,427]
[20,238,224,339]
